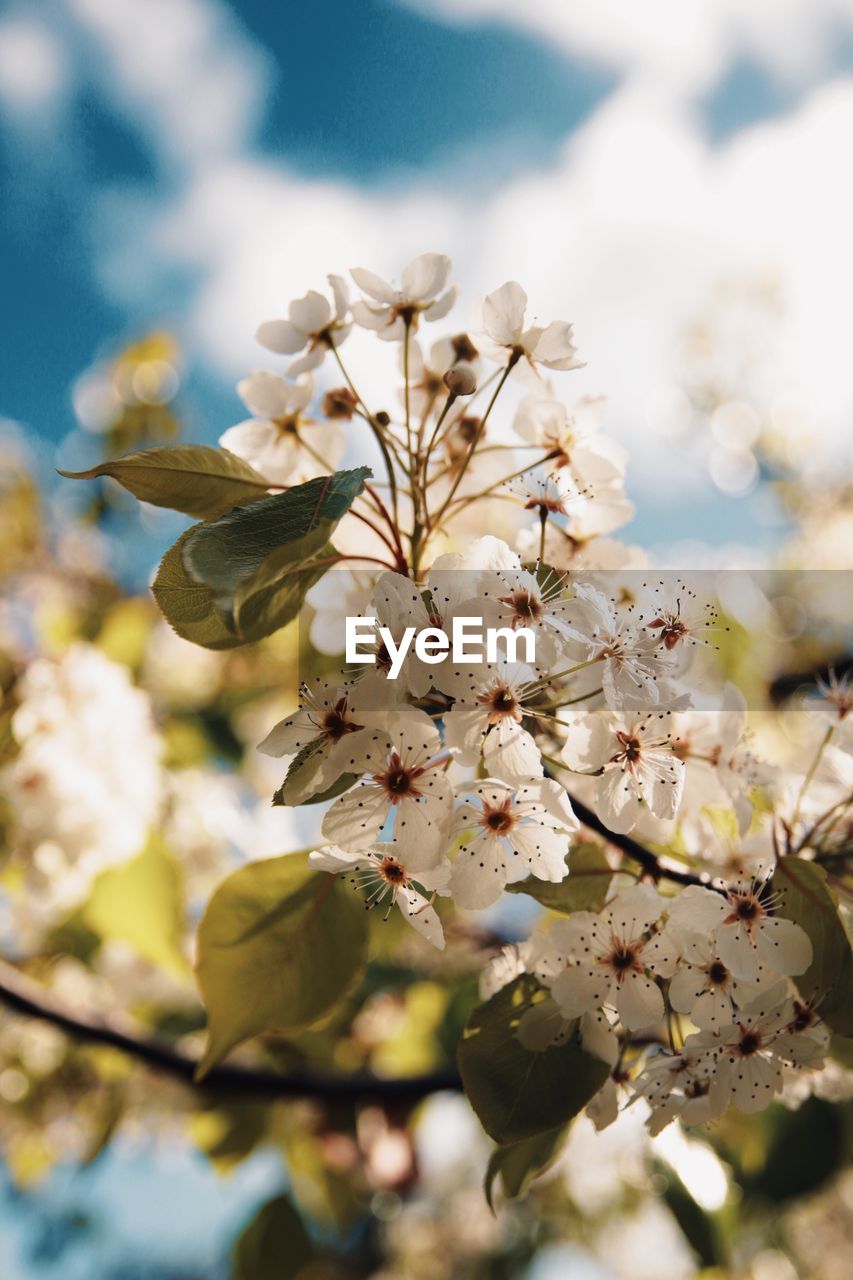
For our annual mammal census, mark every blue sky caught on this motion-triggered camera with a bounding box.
[4,0,853,574]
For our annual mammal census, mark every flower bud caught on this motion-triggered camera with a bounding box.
[443,363,477,398]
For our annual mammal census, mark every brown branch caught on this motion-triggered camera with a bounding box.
[0,956,461,1102]
[565,792,724,890]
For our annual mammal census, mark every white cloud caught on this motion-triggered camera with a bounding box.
[24,0,853,535]
[65,0,269,165]
[0,17,67,116]
[110,73,853,510]
[398,0,853,96]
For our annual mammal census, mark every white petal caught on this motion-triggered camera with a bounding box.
[615,972,665,1031]
[482,281,527,346]
[483,720,543,784]
[321,781,389,849]
[393,787,452,864]
[308,845,370,874]
[551,963,609,1019]
[350,266,397,304]
[257,708,319,757]
[530,319,580,369]
[328,272,349,318]
[669,965,705,1016]
[237,370,295,419]
[287,346,326,377]
[351,299,390,330]
[729,1054,781,1113]
[218,419,277,461]
[448,833,508,909]
[691,986,734,1031]
[755,917,813,976]
[666,886,728,933]
[289,289,331,334]
[586,1078,620,1131]
[400,252,451,301]
[596,767,640,833]
[580,1009,619,1065]
[255,318,306,355]
[510,821,568,883]
[607,884,664,939]
[422,285,458,321]
[397,884,444,949]
[715,923,762,982]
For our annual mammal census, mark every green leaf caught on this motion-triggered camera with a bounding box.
[485,1126,567,1208]
[195,853,368,1077]
[83,834,189,977]
[232,1194,314,1280]
[457,975,609,1145]
[181,467,370,628]
[772,856,853,1035]
[506,841,612,914]
[59,445,270,520]
[152,528,244,649]
[233,539,336,643]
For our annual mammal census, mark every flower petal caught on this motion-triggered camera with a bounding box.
[401,252,451,301]
[350,266,397,304]
[255,319,306,355]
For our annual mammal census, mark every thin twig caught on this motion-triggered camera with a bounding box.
[0,956,461,1102]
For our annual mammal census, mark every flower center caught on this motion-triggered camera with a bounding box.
[480,797,516,835]
[605,939,642,982]
[729,893,762,923]
[613,731,642,765]
[708,960,729,986]
[379,856,409,886]
[738,1030,761,1056]
[378,752,422,802]
[273,413,301,437]
[649,613,688,650]
[322,699,361,743]
[479,684,521,724]
[498,590,542,625]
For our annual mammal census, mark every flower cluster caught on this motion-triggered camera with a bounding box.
[232,254,850,1134]
[510,880,823,1133]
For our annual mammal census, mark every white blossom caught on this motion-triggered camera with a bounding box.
[309,841,447,949]
[320,708,453,862]
[255,275,351,375]
[543,885,678,1031]
[479,281,583,373]
[219,372,343,485]
[350,253,457,341]
[447,779,577,910]
[561,712,685,834]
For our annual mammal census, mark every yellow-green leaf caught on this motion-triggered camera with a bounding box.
[151,528,242,650]
[773,856,853,1035]
[59,445,270,520]
[232,1194,314,1280]
[458,975,609,1145]
[485,1125,567,1208]
[195,853,368,1077]
[83,835,189,977]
